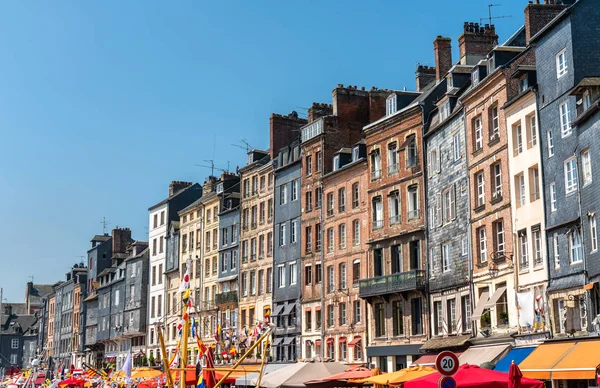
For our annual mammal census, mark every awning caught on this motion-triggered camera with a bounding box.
[283,337,295,346]
[459,344,510,366]
[305,307,311,312]
[272,304,285,317]
[484,287,507,308]
[413,352,463,366]
[420,335,471,351]
[494,347,536,373]
[366,344,423,357]
[348,337,362,347]
[519,341,578,380]
[315,306,321,311]
[471,291,490,320]
[338,337,347,343]
[552,340,600,380]
[272,337,284,346]
[216,274,238,283]
[282,303,295,316]
[315,340,322,346]
[327,338,334,344]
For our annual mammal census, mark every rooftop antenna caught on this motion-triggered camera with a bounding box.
[481,4,512,26]
[231,139,253,153]
[195,160,227,176]
[101,217,110,234]
[28,276,34,283]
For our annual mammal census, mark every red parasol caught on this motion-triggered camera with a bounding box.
[508,361,524,388]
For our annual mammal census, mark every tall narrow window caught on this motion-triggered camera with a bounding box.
[391,245,402,274]
[306,155,312,176]
[590,215,598,252]
[547,129,554,157]
[492,163,502,199]
[442,242,451,272]
[434,301,443,335]
[530,166,540,202]
[550,182,557,212]
[327,192,334,217]
[478,227,487,264]
[370,150,381,181]
[447,299,457,334]
[560,101,571,137]
[474,117,483,150]
[393,301,404,336]
[453,132,461,161]
[327,228,334,253]
[529,115,537,148]
[327,266,335,293]
[339,263,347,290]
[490,106,499,140]
[406,137,417,167]
[582,149,592,185]
[519,230,529,270]
[372,197,383,230]
[553,233,560,269]
[316,151,322,173]
[515,123,523,155]
[353,220,360,246]
[407,186,419,220]
[533,226,543,267]
[564,157,578,194]
[352,183,359,208]
[518,174,526,207]
[388,142,399,175]
[494,220,505,255]
[389,191,400,225]
[339,224,346,249]
[569,229,583,264]
[338,188,346,212]
[476,172,485,207]
[556,48,568,78]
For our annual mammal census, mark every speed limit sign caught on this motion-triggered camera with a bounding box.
[435,351,459,376]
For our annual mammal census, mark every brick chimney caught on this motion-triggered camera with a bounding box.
[458,22,498,65]
[270,113,307,159]
[307,102,333,123]
[524,1,571,44]
[434,36,453,81]
[169,181,192,197]
[112,227,132,254]
[332,85,371,126]
[415,65,437,92]
[368,88,392,123]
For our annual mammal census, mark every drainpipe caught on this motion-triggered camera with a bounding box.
[319,135,326,358]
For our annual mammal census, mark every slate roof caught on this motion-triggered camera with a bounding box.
[547,273,586,292]
[420,335,471,351]
[28,284,54,304]
[148,183,200,211]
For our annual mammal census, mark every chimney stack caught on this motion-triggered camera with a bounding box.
[169,181,192,197]
[307,102,333,123]
[434,36,453,81]
[415,65,437,92]
[524,1,571,44]
[458,22,498,65]
[112,227,132,254]
[269,113,307,159]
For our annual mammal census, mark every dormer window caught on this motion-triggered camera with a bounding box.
[439,101,451,121]
[583,90,592,111]
[487,56,495,74]
[472,70,479,86]
[387,95,398,116]
[352,147,360,161]
[519,76,529,93]
[447,74,454,90]
[333,155,340,171]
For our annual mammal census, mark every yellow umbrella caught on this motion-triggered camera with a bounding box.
[131,368,163,380]
[351,365,437,387]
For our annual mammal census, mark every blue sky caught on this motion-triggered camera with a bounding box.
[0,1,524,302]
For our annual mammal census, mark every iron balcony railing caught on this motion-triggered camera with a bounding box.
[359,270,426,298]
[215,290,238,305]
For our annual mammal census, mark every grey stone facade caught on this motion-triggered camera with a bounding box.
[272,140,302,362]
[534,0,600,334]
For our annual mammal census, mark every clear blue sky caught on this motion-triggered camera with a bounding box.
[0,1,525,302]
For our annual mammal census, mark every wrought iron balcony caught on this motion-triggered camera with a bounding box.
[215,290,238,305]
[359,270,426,299]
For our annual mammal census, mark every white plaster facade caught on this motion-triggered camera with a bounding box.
[147,203,168,360]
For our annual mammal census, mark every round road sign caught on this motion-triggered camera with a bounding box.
[438,376,457,388]
[435,351,459,376]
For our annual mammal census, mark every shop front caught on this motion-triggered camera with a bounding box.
[366,344,422,373]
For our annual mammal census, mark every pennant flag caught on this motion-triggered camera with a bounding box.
[217,324,222,335]
[195,356,205,388]
[229,348,237,357]
[183,289,191,303]
[179,267,191,291]
[197,338,208,355]
[169,351,179,368]
[191,318,197,339]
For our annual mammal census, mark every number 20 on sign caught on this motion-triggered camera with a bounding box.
[435,351,459,376]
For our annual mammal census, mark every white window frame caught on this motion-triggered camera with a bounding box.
[291,180,298,201]
[547,129,554,157]
[279,223,287,246]
[442,242,451,272]
[278,265,286,288]
[554,233,560,269]
[491,106,499,140]
[462,236,468,256]
[476,172,485,207]
[519,174,527,207]
[289,262,297,285]
[516,124,523,154]
[560,101,572,137]
[474,117,483,150]
[493,163,502,198]
[569,229,583,264]
[583,90,592,111]
[550,182,557,212]
[11,339,18,349]
[564,157,578,195]
[590,215,598,253]
[479,228,487,263]
[529,115,537,147]
[453,132,461,161]
[556,48,568,78]
[582,149,592,186]
[519,230,529,270]
[291,219,297,244]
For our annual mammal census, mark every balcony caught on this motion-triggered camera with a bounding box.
[388,164,399,175]
[370,170,382,181]
[389,215,401,225]
[408,209,420,220]
[359,270,426,299]
[215,290,238,305]
[251,222,257,229]
[372,220,383,230]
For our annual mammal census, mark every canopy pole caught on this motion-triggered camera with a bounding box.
[158,325,174,388]
[255,339,268,388]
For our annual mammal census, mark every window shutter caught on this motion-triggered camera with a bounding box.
[451,184,456,220]
[436,193,443,227]
[427,151,432,176]
[437,147,441,173]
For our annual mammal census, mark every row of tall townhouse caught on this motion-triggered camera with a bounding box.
[33,0,600,372]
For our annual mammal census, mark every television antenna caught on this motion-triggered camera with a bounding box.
[195,160,227,176]
[231,140,253,153]
[100,217,110,234]
[480,4,511,26]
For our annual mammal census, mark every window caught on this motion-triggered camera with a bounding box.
[339,224,346,249]
[327,192,334,216]
[514,123,523,155]
[439,101,451,121]
[372,197,383,230]
[353,220,360,246]
[387,95,397,115]
[279,223,286,246]
[560,101,571,137]
[389,191,400,225]
[339,303,347,325]
[241,273,248,296]
[266,267,272,293]
[153,214,158,229]
[442,185,456,223]
[352,259,360,286]
[549,182,557,212]
[494,220,505,255]
[564,157,578,194]
[291,180,298,201]
[305,310,312,331]
[291,219,298,244]
[393,301,404,336]
[280,184,287,205]
[474,117,483,150]
[316,187,322,208]
[434,301,443,335]
[492,163,502,199]
[476,172,485,207]
[10,354,17,365]
[582,149,592,185]
[278,265,286,288]
[306,155,312,176]
[316,263,322,284]
[442,242,451,272]
[370,150,381,180]
[157,294,162,316]
[518,174,526,207]
[327,227,334,253]
[267,232,273,256]
[11,339,18,349]
[590,215,599,252]
[316,151,322,173]
[407,186,419,220]
[411,298,423,335]
[553,233,560,269]
[250,271,256,295]
[533,226,543,267]
[519,230,529,270]
[547,129,554,157]
[472,69,479,85]
[316,223,322,252]
[428,147,439,174]
[316,309,322,328]
[530,166,540,202]
[305,226,313,252]
[478,227,487,263]
[158,264,163,283]
[289,262,297,285]
[556,48,568,78]
[268,198,274,221]
[352,183,359,208]
[453,132,461,161]
[569,229,583,264]
[406,137,417,167]
[490,106,499,140]
[259,234,265,257]
[461,295,471,332]
[152,266,156,286]
[327,305,334,327]
[339,263,347,289]
[305,265,312,285]
[338,188,346,212]
[327,265,335,293]
[462,236,468,256]
[305,191,313,212]
[447,299,457,334]
[374,303,385,337]
[529,115,537,148]
[388,142,399,175]
[152,238,157,256]
[354,300,362,324]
